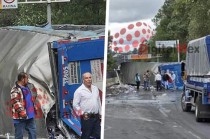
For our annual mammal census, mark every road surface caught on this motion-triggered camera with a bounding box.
[104,85,210,139]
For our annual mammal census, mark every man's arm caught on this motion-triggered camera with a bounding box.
[10,88,27,118]
[73,91,83,116]
[97,89,102,115]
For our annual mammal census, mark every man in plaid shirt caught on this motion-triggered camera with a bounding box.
[10,72,38,139]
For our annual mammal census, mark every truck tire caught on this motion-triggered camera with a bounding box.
[181,93,191,112]
[195,96,202,122]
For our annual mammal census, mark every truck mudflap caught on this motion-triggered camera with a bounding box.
[49,38,104,137]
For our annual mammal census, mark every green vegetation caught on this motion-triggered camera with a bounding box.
[107,30,117,71]
[152,0,210,62]
[0,0,106,27]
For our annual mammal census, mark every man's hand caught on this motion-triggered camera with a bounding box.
[99,115,101,119]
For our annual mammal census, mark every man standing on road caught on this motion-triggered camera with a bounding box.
[135,73,141,90]
[171,71,176,90]
[73,72,101,139]
[10,72,37,139]
[155,72,162,91]
[162,71,169,90]
[144,70,151,90]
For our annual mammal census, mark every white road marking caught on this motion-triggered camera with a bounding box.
[188,131,201,139]
[104,125,113,131]
[105,114,163,124]
[159,108,168,117]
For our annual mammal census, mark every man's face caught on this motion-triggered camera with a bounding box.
[83,73,92,87]
[22,75,29,86]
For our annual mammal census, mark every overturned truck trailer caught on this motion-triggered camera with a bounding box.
[0,26,104,138]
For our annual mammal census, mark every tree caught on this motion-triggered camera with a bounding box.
[187,0,210,40]
[151,0,210,62]
[107,53,116,71]
[0,9,17,27]
[107,30,117,71]
[0,0,106,27]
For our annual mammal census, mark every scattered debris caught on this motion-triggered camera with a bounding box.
[106,84,135,96]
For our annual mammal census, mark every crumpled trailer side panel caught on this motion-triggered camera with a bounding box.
[0,28,61,137]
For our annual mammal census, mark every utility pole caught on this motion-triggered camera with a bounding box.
[47,0,52,27]
[177,40,180,62]
[157,43,161,62]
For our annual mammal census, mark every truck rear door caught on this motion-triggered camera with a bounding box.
[49,38,104,136]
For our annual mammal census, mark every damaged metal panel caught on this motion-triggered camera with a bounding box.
[0,28,61,137]
[120,62,161,85]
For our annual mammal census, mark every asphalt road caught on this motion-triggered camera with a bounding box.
[104,86,210,139]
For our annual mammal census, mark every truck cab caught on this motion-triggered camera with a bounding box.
[181,35,210,122]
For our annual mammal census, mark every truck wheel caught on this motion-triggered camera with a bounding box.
[181,93,191,112]
[195,96,202,122]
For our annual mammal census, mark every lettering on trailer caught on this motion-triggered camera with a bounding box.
[189,77,210,83]
[63,66,69,85]
[91,60,103,83]
[69,62,80,84]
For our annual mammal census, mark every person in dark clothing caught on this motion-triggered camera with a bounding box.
[144,70,150,90]
[162,72,169,89]
[135,73,141,90]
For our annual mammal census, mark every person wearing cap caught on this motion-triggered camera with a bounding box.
[73,72,101,139]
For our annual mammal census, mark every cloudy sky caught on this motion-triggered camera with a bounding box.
[108,0,165,52]
[109,0,165,24]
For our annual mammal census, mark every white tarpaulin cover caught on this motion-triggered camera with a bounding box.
[186,35,210,76]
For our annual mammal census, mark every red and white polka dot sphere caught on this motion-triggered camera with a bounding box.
[110,21,155,53]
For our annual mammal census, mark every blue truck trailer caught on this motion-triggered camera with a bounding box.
[48,37,104,138]
[181,35,210,122]
[158,62,184,90]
